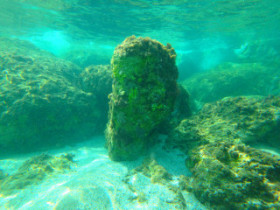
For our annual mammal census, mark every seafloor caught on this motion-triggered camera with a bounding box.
[0,136,206,210]
[0,36,280,209]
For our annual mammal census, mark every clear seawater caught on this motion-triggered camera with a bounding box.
[0,0,280,209]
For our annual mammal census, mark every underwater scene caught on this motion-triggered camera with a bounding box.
[0,0,280,209]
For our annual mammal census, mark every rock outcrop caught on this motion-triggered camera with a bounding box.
[167,96,280,153]
[0,38,107,153]
[106,36,178,160]
[182,62,280,106]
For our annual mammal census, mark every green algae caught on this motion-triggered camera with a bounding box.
[132,157,172,184]
[167,96,280,153]
[166,95,280,209]
[106,36,178,161]
[182,142,280,209]
[0,38,110,154]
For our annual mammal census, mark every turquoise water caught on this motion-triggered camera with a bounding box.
[0,0,280,209]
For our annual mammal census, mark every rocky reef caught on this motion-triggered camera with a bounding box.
[182,142,280,209]
[167,96,280,153]
[0,38,109,154]
[79,64,112,127]
[165,94,280,209]
[106,36,178,161]
[182,62,280,106]
[0,153,75,196]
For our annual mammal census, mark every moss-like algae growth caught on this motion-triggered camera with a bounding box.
[106,36,178,161]
[183,142,280,209]
[167,96,280,152]
[0,153,75,196]
[132,157,172,184]
[0,38,110,154]
[166,95,280,209]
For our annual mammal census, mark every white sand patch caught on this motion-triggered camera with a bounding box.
[0,135,206,210]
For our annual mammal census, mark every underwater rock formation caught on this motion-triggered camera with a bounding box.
[159,85,192,135]
[131,157,172,184]
[182,142,280,209]
[79,65,112,110]
[166,94,280,209]
[79,65,112,96]
[170,85,192,126]
[167,96,280,153]
[0,153,75,196]
[79,64,112,127]
[235,40,280,64]
[182,62,280,106]
[106,36,178,161]
[0,38,105,154]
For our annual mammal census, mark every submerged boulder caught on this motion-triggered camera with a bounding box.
[167,96,280,153]
[79,64,112,127]
[106,36,178,161]
[183,142,280,209]
[0,37,104,154]
[182,62,280,106]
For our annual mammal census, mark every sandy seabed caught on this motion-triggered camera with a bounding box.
[0,136,206,210]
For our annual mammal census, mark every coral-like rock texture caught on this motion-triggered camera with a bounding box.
[131,157,172,184]
[0,38,101,153]
[79,64,112,127]
[167,96,280,153]
[106,36,178,160]
[184,142,280,209]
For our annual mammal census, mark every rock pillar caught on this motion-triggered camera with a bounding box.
[106,36,178,161]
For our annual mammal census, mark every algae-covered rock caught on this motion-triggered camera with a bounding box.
[132,157,172,184]
[182,62,280,105]
[0,153,75,196]
[167,95,280,209]
[79,65,112,125]
[0,37,103,153]
[158,85,192,136]
[79,65,112,96]
[169,85,192,128]
[184,142,280,209]
[167,96,280,152]
[106,36,178,160]
[79,64,112,128]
